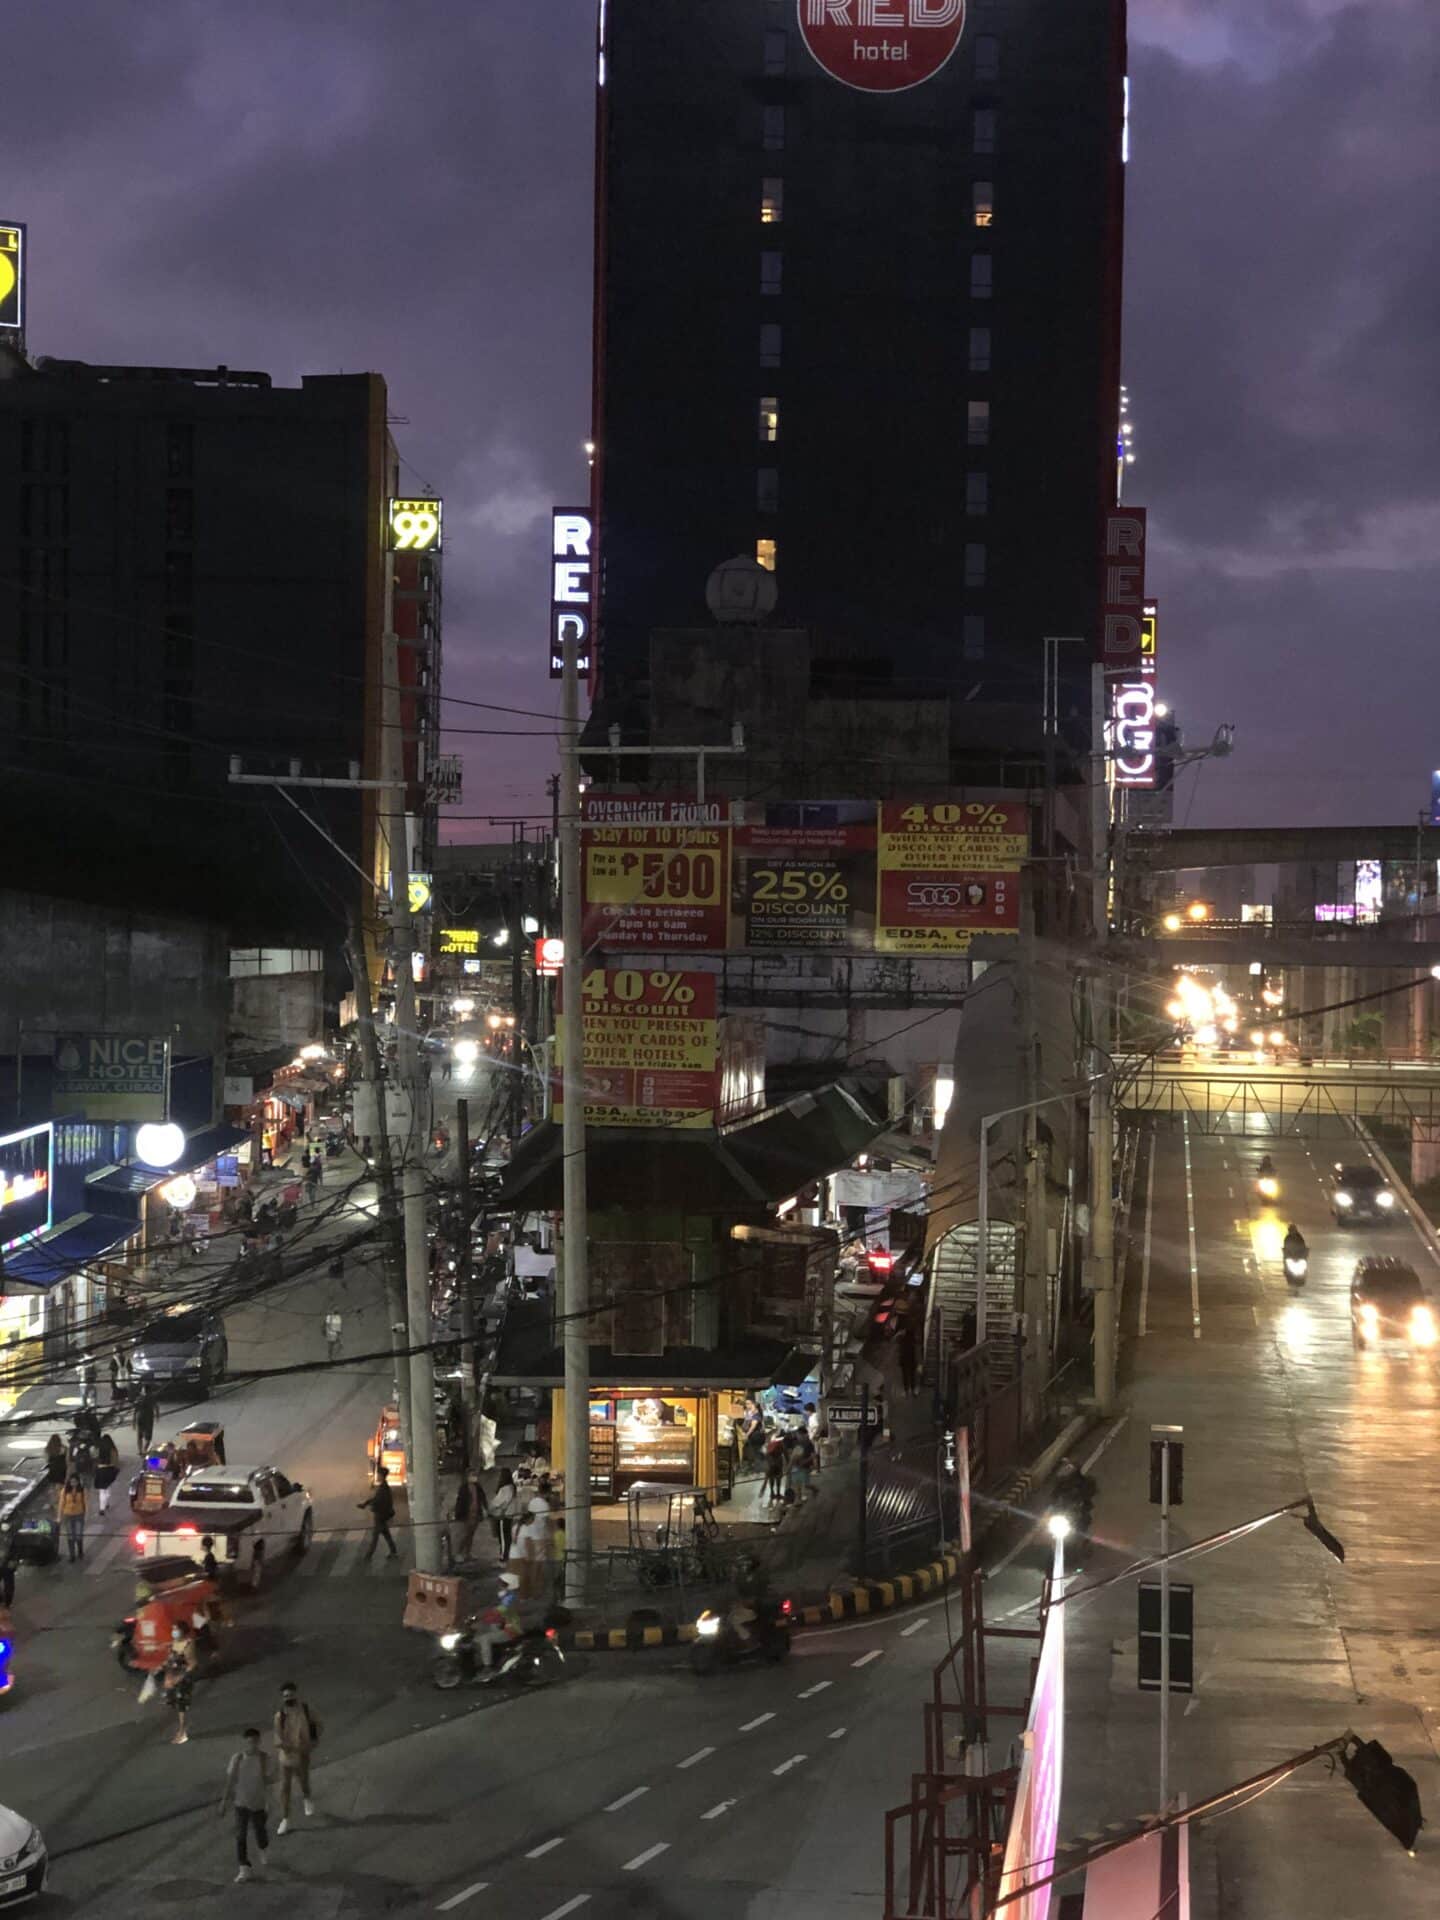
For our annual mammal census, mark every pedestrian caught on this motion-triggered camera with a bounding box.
[311,1152,324,1188]
[804,1400,821,1441]
[44,1433,67,1510]
[358,1465,399,1560]
[515,1496,551,1603]
[786,1428,818,1503]
[301,1146,312,1172]
[451,1470,489,1564]
[273,1680,319,1832]
[162,1622,197,1743]
[60,1475,87,1561]
[201,1534,221,1581]
[108,1352,123,1404]
[490,1468,518,1559]
[134,1386,157,1456]
[763,1425,786,1503]
[80,1354,98,1407]
[93,1429,120,1515]
[0,1537,17,1612]
[220,1726,273,1883]
[739,1395,765,1472]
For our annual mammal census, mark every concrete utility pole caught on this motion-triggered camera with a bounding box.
[559,609,591,1604]
[455,1095,478,1434]
[380,626,442,1574]
[1088,661,1118,1415]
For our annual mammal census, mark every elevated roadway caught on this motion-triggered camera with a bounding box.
[1118,1055,1440,1135]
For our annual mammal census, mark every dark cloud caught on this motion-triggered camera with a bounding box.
[2,1,1432,832]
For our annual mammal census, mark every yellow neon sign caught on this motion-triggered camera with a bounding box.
[389,497,442,552]
[0,224,24,332]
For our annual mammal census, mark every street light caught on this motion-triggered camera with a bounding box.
[1047,1513,1072,1542]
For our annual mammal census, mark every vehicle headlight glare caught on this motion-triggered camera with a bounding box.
[696,1612,721,1638]
[1377,1190,1395,1209]
[1411,1307,1436,1345]
[1335,1191,1353,1207]
[440,1631,461,1650]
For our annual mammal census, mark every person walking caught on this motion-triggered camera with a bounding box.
[451,1471,489,1564]
[134,1386,157,1457]
[786,1427,818,1504]
[273,1681,319,1832]
[162,1622,198,1743]
[515,1496,551,1603]
[220,1726,273,1883]
[0,1537,17,1612]
[358,1466,399,1561]
[763,1425,786,1504]
[44,1434,67,1512]
[108,1353,123,1405]
[80,1355,99,1408]
[490,1468,518,1559]
[59,1475,88,1561]
[93,1430,120,1516]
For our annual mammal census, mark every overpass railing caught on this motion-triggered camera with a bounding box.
[1119,1070,1440,1137]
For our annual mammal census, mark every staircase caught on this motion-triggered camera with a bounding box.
[924,1219,1021,1392]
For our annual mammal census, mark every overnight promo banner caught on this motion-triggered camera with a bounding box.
[581,795,1027,956]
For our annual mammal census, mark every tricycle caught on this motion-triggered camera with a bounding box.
[112,1559,224,1673]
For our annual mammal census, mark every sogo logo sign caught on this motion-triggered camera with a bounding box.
[797,0,967,93]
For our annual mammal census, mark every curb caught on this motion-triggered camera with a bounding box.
[567,1409,1097,1652]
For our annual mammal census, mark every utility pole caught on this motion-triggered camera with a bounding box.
[559,607,591,1604]
[1089,661,1118,1415]
[455,1094,478,1439]
[381,626,442,1575]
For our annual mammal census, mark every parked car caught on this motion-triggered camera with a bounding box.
[130,1306,228,1394]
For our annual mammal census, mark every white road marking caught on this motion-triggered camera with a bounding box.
[740,1712,776,1730]
[622,1843,671,1871]
[900,1617,930,1637]
[701,1800,737,1820]
[828,1727,848,1740]
[797,1681,833,1698]
[537,1899,589,1920]
[676,1747,715,1769]
[773,1754,808,1776]
[1183,1115,1202,1338]
[525,1837,565,1859]
[1139,1130,1157,1337]
[1081,1412,1130,1474]
[85,1532,132,1576]
[437,1883,490,1912]
[851,1648,884,1666]
[604,1787,649,1812]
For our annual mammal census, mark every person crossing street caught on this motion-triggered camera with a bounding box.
[358,1465,399,1560]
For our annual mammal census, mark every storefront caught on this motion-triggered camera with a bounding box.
[550,1386,751,1500]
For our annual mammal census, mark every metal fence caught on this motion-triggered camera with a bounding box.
[1121,1071,1440,1137]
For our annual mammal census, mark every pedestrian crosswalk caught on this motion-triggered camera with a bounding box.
[38,1524,416,1581]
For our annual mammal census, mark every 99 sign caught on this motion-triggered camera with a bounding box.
[388,497,443,552]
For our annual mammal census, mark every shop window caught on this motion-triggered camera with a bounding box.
[967,399,991,446]
[760,250,783,296]
[757,467,779,513]
[763,104,785,151]
[964,542,986,588]
[763,27,788,74]
[970,254,993,299]
[756,537,777,571]
[965,472,989,517]
[973,108,997,155]
[972,181,994,228]
[760,322,782,367]
[968,326,992,373]
[962,614,986,660]
[759,395,779,442]
[761,177,784,224]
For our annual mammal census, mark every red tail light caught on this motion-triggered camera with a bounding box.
[866,1251,895,1272]
[133,1530,147,1549]
[545,1627,557,1640]
[780,1598,794,1617]
[175,1525,198,1537]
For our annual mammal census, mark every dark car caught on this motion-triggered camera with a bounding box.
[1330,1163,1398,1225]
[130,1308,228,1394]
[1350,1258,1437,1351]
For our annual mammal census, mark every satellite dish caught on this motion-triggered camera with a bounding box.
[706,555,778,626]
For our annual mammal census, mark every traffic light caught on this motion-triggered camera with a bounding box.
[1341,1737,1423,1853]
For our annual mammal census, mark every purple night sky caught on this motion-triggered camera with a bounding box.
[3,0,1434,838]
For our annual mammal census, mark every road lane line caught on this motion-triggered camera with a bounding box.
[852,1649,883,1667]
[828,1727,848,1740]
[701,1801,737,1820]
[1139,1130,1157,1337]
[900,1617,930,1637]
[85,1532,132,1577]
[773,1754,808,1775]
[537,1899,589,1920]
[676,1747,715,1769]
[525,1838,565,1859]
[797,1681,832,1698]
[604,1787,650,1812]
[622,1843,671,1871]
[437,1884,490,1912]
[740,1712,776,1730]
[1183,1116,1202,1338]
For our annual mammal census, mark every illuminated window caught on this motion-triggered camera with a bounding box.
[762,105,785,151]
[970,254,993,299]
[962,615,986,660]
[760,323,782,367]
[759,396,779,442]
[972,181,994,228]
[964,543,986,589]
[757,467,779,513]
[974,35,1000,82]
[965,472,989,517]
[761,177,784,224]
[973,108,997,155]
[760,250,783,296]
[967,400,991,447]
[756,538,777,572]
[763,27,788,75]
[968,326,992,373]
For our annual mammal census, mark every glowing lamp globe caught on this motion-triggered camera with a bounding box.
[135,1122,185,1169]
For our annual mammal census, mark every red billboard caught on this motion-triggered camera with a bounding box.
[1101,507,1148,670]
[797,0,968,94]
[875,801,1026,952]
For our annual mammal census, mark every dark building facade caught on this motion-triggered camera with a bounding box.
[0,358,438,944]
[592,0,1127,772]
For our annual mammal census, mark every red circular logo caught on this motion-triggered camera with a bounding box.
[797,0,968,94]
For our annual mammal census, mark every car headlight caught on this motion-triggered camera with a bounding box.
[0,1826,42,1872]
[1411,1307,1437,1345]
[439,1631,461,1650]
[1335,1192,1353,1208]
[1377,1191,1396,1209]
[695,1612,721,1638]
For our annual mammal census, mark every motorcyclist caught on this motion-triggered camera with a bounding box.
[1051,1456,1097,1529]
[1258,1155,1275,1178]
[1282,1224,1307,1262]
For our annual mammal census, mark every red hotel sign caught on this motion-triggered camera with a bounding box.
[1101,507,1147,670]
[797,0,967,93]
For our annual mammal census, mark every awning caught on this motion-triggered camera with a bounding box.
[2,1211,141,1291]
[496,1078,890,1214]
[85,1123,251,1201]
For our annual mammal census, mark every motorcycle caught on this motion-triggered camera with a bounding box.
[690,1597,794,1675]
[431,1622,565,1691]
[1284,1252,1309,1287]
[0,1628,13,1700]
[1257,1157,1280,1202]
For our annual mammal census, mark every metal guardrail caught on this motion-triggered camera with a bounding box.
[1121,1071,1440,1136]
